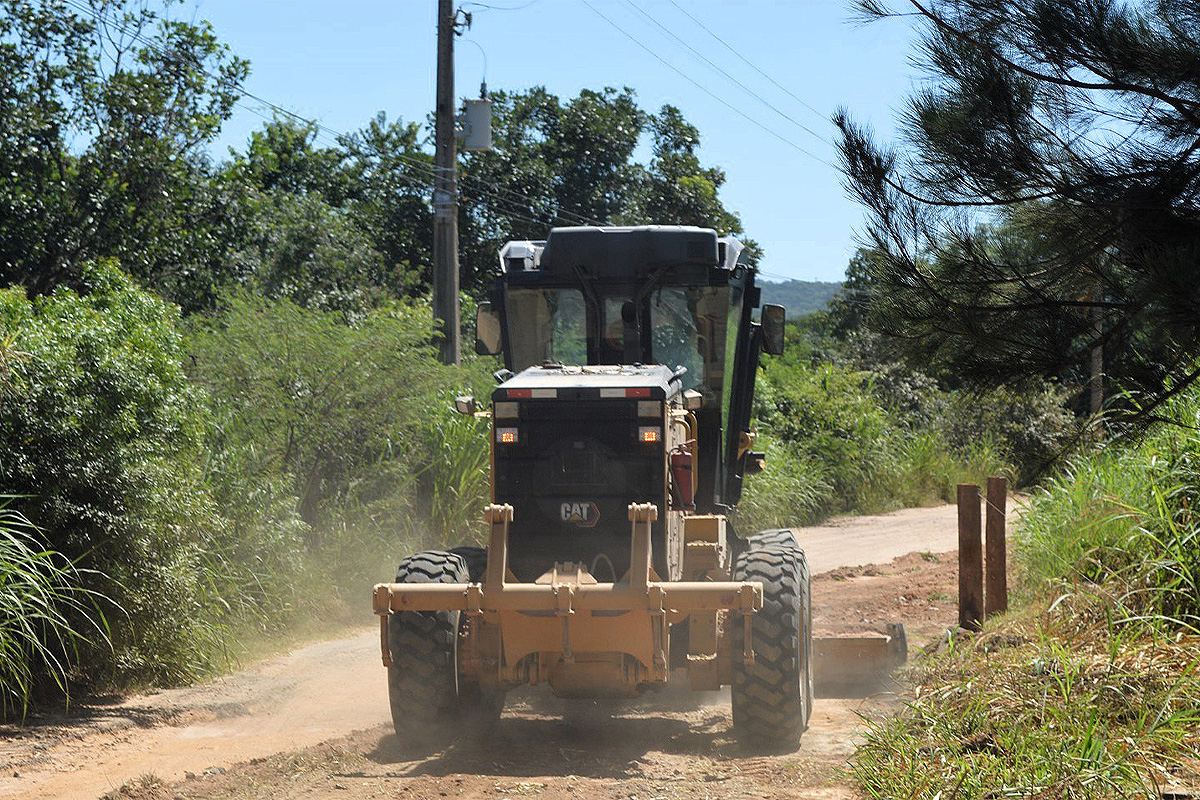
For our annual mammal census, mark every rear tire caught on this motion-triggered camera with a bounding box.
[387,550,468,739]
[746,528,799,551]
[731,544,812,750]
[449,545,488,582]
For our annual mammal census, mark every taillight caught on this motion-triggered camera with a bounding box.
[638,426,661,444]
[496,427,519,445]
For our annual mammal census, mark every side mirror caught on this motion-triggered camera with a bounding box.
[761,304,785,356]
[475,302,502,356]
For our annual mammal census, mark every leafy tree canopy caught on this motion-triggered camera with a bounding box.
[0,0,247,309]
[459,87,759,292]
[836,0,1200,418]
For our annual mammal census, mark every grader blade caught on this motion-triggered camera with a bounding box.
[812,622,907,697]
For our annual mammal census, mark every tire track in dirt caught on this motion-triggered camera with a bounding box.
[0,503,964,799]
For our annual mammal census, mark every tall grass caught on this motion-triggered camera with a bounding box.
[1018,390,1200,629]
[738,439,831,528]
[0,501,109,717]
[851,385,1200,798]
[850,607,1200,798]
[420,406,491,547]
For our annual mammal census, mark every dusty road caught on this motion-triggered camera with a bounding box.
[0,504,965,800]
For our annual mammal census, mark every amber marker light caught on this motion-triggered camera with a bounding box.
[638,426,661,443]
[496,427,519,445]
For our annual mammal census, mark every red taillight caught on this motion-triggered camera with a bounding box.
[496,427,518,444]
[639,426,660,443]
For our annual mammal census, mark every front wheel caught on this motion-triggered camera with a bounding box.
[731,545,812,750]
[387,550,468,738]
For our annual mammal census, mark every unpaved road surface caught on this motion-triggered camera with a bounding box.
[0,504,966,799]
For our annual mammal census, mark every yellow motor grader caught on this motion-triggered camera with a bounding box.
[372,226,902,750]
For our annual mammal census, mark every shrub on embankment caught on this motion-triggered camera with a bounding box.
[0,266,492,709]
[739,350,1075,530]
[0,264,221,689]
[850,387,1200,798]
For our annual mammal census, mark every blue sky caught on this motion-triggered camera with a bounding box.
[191,0,925,283]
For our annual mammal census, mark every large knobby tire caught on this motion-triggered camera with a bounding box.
[731,545,812,750]
[745,528,799,551]
[449,545,488,582]
[387,550,468,739]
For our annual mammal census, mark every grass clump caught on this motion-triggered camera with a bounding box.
[851,603,1200,798]
[850,384,1200,797]
[0,501,108,717]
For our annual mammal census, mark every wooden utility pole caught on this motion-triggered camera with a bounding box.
[433,0,460,366]
[957,484,983,631]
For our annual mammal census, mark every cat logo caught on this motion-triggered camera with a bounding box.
[560,501,600,528]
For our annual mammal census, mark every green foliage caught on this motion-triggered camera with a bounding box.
[837,1,1200,417]
[459,87,759,291]
[851,609,1200,798]
[0,500,108,717]
[742,320,1059,527]
[0,263,222,687]
[853,382,1200,794]
[754,360,895,512]
[419,410,491,547]
[0,0,248,309]
[186,292,459,530]
[1018,384,1200,627]
[736,440,830,529]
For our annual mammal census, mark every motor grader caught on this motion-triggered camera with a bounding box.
[372,225,896,750]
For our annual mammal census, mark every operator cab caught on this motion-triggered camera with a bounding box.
[482,226,750,414]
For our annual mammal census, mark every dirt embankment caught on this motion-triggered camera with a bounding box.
[0,504,965,800]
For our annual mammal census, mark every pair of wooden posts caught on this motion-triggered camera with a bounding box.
[957,477,1008,631]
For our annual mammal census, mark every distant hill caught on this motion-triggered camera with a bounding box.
[759,279,842,317]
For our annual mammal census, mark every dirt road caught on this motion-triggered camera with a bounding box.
[0,504,964,800]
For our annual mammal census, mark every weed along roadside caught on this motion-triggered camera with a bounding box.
[852,429,1200,798]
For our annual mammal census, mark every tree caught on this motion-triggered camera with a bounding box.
[836,0,1200,418]
[632,105,759,263]
[458,87,757,292]
[0,0,248,310]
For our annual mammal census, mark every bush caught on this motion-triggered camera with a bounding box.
[754,361,893,513]
[185,292,493,612]
[0,263,222,688]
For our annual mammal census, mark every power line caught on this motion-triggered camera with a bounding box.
[460,0,541,11]
[579,0,837,172]
[62,0,603,230]
[666,0,831,127]
[619,0,833,150]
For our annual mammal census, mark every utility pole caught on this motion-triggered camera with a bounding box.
[433,0,461,365]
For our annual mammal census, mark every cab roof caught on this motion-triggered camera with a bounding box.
[492,363,679,401]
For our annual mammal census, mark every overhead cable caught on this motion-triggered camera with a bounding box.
[579,0,837,172]
[620,0,833,150]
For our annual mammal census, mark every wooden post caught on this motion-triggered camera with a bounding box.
[985,476,1008,617]
[957,484,983,631]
